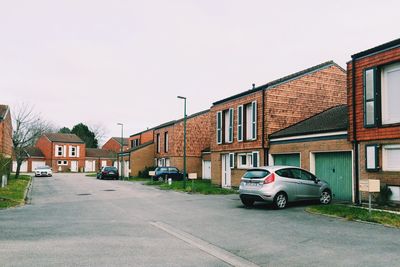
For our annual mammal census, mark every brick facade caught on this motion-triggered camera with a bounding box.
[0,105,13,158]
[154,110,211,177]
[129,143,154,177]
[210,62,347,187]
[348,40,400,193]
[129,129,153,149]
[102,137,129,153]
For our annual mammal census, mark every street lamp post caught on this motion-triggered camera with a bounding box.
[117,123,124,180]
[177,96,187,188]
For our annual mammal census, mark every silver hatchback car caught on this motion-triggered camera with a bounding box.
[239,166,332,209]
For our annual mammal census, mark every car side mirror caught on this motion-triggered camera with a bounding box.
[314,178,320,183]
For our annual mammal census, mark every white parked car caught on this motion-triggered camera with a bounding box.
[35,166,53,177]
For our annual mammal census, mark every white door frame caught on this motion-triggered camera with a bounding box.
[221,154,231,188]
[70,161,78,172]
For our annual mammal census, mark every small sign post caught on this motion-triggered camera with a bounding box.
[188,173,197,192]
[359,179,380,213]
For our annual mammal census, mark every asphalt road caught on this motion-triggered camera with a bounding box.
[0,173,399,267]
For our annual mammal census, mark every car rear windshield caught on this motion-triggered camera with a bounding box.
[37,166,49,169]
[105,167,117,171]
[243,169,270,179]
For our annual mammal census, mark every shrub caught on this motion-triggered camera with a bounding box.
[138,166,156,178]
[374,184,392,206]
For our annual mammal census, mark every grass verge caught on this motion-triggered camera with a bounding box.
[85,173,97,177]
[307,204,400,228]
[0,174,31,209]
[145,179,237,195]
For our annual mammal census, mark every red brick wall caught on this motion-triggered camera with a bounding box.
[102,138,128,153]
[128,129,153,149]
[0,109,13,157]
[266,64,347,136]
[154,124,175,157]
[130,143,155,177]
[347,47,400,141]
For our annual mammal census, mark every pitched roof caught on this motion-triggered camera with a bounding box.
[44,133,84,143]
[25,147,45,158]
[0,105,9,120]
[111,137,129,146]
[85,148,116,158]
[153,109,210,130]
[352,38,400,59]
[269,105,348,139]
[213,61,343,106]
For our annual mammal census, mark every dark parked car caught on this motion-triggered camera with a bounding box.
[153,167,183,181]
[97,166,119,180]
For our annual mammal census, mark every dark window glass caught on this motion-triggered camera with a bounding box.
[243,169,269,179]
[276,168,294,178]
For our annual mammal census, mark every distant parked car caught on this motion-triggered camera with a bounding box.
[97,166,119,180]
[239,166,332,209]
[153,167,183,181]
[34,166,52,177]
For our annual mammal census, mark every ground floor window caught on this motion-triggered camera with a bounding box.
[237,151,259,169]
[57,160,68,165]
[382,144,400,171]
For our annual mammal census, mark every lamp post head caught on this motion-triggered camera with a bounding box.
[117,123,123,126]
[177,96,186,100]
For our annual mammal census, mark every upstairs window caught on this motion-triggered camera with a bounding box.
[164,132,169,153]
[216,111,222,144]
[245,101,257,141]
[69,146,76,157]
[56,145,63,157]
[364,68,377,127]
[381,63,400,125]
[224,108,234,143]
[131,139,140,148]
[156,134,161,153]
[237,105,243,142]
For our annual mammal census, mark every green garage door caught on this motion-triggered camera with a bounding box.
[273,153,300,167]
[315,152,352,202]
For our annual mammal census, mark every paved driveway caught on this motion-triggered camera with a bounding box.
[0,173,399,267]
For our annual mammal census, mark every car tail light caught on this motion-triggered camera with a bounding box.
[264,173,275,184]
[102,171,107,175]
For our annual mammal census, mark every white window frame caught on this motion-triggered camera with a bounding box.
[228,108,234,143]
[56,145,63,157]
[57,160,68,166]
[381,63,400,125]
[229,153,234,169]
[382,144,400,171]
[164,132,169,153]
[237,105,243,142]
[366,144,379,171]
[156,134,161,153]
[237,152,257,169]
[252,151,259,167]
[216,111,222,144]
[70,146,77,157]
[251,101,257,140]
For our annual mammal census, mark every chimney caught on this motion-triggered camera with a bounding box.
[252,83,255,90]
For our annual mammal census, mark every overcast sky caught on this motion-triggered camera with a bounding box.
[1,0,399,144]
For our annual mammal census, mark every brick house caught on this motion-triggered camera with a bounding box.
[12,147,46,173]
[269,105,353,202]
[0,104,13,158]
[36,133,86,172]
[85,148,116,172]
[211,61,347,187]
[154,109,211,177]
[128,128,154,149]
[102,137,129,153]
[348,38,400,202]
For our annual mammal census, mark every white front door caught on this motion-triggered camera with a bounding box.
[70,161,78,172]
[124,161,130,177]
[202,160,211,179]
[221,154,231,187]
[101,160,107,167]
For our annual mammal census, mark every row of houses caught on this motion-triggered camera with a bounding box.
[118,38,400,203]
[1,38,399,203]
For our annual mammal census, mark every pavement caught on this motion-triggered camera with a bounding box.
[0,173,399,267]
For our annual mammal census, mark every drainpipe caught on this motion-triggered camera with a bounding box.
[352,58,360,204]
[262,86,268,166]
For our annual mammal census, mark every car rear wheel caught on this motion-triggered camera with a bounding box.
[241,198,254,207]
[320,190,332,205]
[273,192,288,209]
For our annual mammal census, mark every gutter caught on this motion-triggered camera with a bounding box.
[351,58,360,204]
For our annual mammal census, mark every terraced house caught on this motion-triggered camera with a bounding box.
[154,110,211,177]
[35,133,86,172]
[210,61,347,187]
[126,128,155,177]
[348,38,400,202]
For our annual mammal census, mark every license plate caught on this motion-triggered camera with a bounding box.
[109,172,114,174]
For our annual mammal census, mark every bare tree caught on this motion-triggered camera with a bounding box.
[89,123,109,147]
[12,104,53,178]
